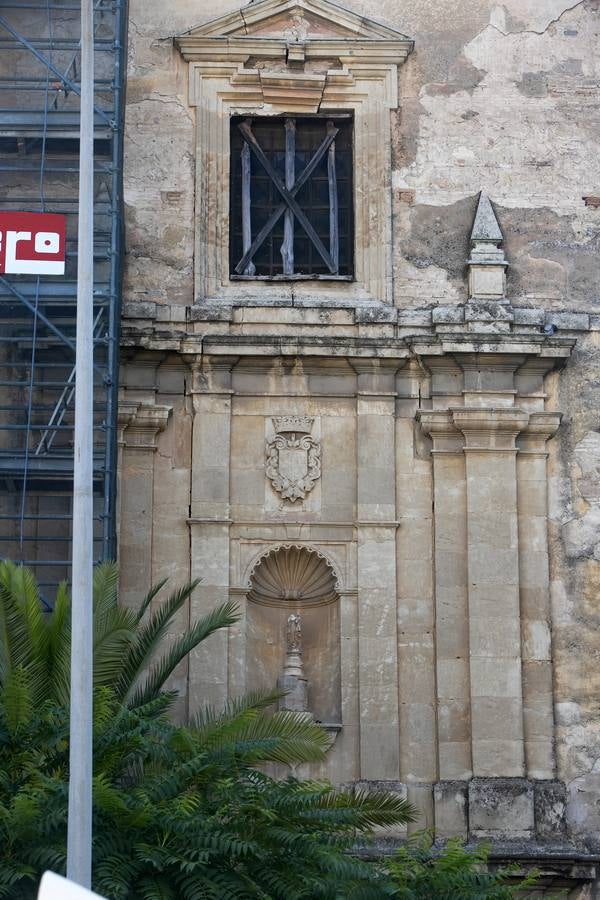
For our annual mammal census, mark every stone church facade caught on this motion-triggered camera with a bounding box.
[119,0,600,889]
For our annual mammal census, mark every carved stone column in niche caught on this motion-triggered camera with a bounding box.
[118,402,171,609]
[517,412,561,779]
[453,407,529,778]
[188,356,237,713]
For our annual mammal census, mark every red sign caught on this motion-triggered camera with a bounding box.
[0,212,67,275]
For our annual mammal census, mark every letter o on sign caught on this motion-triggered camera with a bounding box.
[35,232,61,254]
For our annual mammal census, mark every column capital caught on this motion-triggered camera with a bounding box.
[191,355,239,395]
[451,407,530,451]
[117,399,140,429]
[122,403,172,451]
[417,410,463,453]
[348,357,403,399]
[518,411,562,456]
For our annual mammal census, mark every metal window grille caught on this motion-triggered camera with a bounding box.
[230,115,354,280]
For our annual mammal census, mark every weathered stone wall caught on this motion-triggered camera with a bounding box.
[124,0,600,311]
[121,0,600,891]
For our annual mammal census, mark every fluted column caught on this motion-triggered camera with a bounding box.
[453,407,529,777]
[517,412,561,779]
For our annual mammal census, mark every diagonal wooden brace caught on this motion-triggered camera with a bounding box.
[235,121,338,275]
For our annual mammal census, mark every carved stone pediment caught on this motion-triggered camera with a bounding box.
[175,0,413,67]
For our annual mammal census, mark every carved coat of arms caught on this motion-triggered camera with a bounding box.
[266,416,321,503]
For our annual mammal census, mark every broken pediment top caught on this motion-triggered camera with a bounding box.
[470,192,504,243]
[176,0,413,45]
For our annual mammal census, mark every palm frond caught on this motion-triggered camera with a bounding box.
[0,562,50,705]
[127,599,238,709]
[192,688,283,732]
[203,709,331,765]
[0,562,37,678]
[114,581,200,705]
[1,665,34,735]
[135,578,169,625]
[343,787,416,830]
[92,562,120,621]
[46,583,71,700]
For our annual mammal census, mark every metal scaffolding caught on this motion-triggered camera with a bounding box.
[0,0,127,600]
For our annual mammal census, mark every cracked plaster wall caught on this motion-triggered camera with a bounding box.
[124,0,600,849]
[125,0,600,310]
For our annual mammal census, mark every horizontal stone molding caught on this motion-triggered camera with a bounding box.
[419,408,562,454]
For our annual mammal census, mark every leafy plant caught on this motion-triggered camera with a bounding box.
[0,559,237,711]
[0,560,415,898]
[386,831,540,899]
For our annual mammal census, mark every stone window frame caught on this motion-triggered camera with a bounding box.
[229,113,355,281]
[175,0,413,305]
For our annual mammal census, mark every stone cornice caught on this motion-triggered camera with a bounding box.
[174,331,575,360]
[418,408,560,455]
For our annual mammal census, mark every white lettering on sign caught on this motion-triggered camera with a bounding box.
[0,212,67,275]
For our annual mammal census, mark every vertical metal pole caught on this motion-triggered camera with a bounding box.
[67,0,94,887]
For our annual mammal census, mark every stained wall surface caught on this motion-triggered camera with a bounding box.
[119,0,600,890]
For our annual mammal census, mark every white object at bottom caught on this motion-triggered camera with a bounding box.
[38,871,106,900]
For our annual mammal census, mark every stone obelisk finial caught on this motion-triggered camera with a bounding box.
[467,192,508,301]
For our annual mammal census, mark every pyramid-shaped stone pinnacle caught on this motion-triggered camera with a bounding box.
[470,192,503,243]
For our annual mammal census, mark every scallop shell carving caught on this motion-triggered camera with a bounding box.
[247,545,339,608]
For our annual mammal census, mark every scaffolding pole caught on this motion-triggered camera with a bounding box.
[67,0,94,887]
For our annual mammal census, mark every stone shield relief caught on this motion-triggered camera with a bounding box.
[265,416,321,503]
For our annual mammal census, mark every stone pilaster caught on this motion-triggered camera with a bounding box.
[517,411,561,779]
[351,359,400,780]
[453,407,529,777]
[115,399,140,554]
[338,588,360,782]
[118,402,171,609]
[188,356,237,714]
[418,410,472,782]
[396,362,437,825]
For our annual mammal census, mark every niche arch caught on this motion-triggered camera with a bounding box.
[245,544,342,725]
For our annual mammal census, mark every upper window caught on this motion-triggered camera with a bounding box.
[230,115,353,281]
